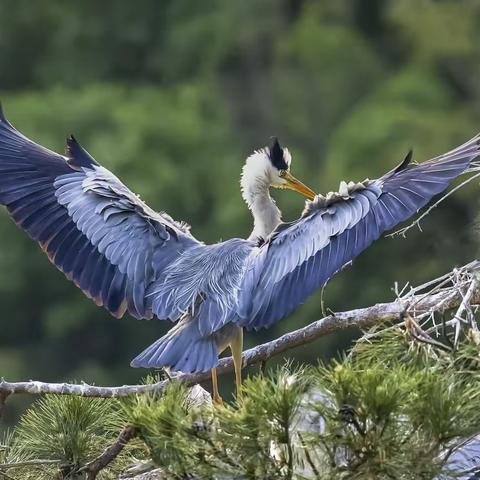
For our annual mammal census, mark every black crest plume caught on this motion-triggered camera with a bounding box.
[269,137,288,170]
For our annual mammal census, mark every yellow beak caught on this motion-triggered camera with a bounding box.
[283,171,316,200]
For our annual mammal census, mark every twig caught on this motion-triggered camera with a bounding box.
[0,263,477,399]
[298,432,320,478]
[0,471,15,480]
[404,315,451,352]
[388,171,480,238]
[0,459,61,470]
[407,261,475,295]
[421,271,480,341]
[79,425,137,480]
[452,277,478,346]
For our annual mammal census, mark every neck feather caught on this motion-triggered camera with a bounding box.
[241,154,282,241]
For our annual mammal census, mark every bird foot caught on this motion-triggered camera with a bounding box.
[213,394,224,406]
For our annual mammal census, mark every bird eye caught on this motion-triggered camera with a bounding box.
[279,170,287,177]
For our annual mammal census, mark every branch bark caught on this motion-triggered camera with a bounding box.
[79,425,137,480]
[0,269,475,399]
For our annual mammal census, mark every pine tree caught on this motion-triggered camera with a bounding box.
[2,312,480,479]
[0,263,478,479]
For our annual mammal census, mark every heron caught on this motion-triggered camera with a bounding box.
[0,102,478,403]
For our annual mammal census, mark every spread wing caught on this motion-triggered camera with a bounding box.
[237,135,480,330]
[0,103,200,319]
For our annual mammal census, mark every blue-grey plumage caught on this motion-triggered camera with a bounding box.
[0,102,479,400]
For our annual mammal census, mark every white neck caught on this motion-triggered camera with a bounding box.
[241,151,282,241]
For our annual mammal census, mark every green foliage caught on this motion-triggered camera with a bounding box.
[119,368,308,479]
[212,369,308,479]
[121,382,197,475]
[3,394,144,479]
[4,326,480,478]
[123,332,480,479]
[11,395,117,463]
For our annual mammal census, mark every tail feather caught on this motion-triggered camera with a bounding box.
[130,317,218,373]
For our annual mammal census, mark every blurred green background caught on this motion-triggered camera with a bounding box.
[0,0,479,417]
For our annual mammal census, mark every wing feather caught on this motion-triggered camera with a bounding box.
[0,104,200,320]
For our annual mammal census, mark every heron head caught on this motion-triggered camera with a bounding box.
[267,138,316,200]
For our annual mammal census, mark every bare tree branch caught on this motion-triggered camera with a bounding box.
[0,262,478,400]
[79,425,137,480]
[452,276,478,345]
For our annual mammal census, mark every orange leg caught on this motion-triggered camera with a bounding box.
[229,327,244,401]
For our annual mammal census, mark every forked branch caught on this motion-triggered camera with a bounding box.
[79,426,138,480]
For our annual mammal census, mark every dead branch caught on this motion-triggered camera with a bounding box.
[79,425,137,480]
[453,277,478,345]
[0,262,477,400]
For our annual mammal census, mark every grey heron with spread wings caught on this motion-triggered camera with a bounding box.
[0,102,478,403]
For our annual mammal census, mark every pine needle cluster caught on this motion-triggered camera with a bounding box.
[117,326,480,479]
[1,394,146,479]
[2,323,480,479]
